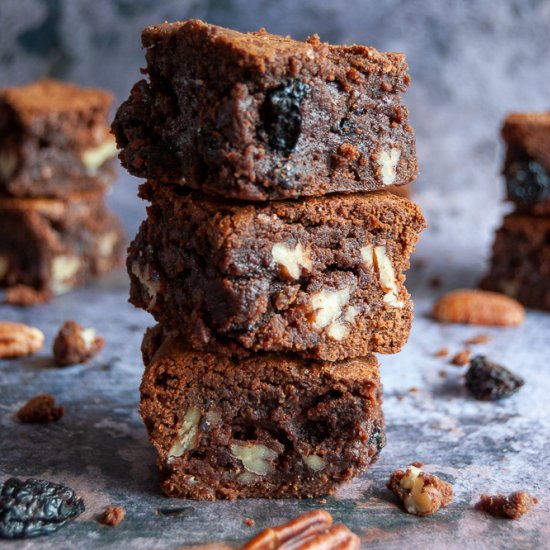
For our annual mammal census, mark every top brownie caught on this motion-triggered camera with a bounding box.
[0,79,118,198]
[502,113,550,214]
[112,19,417,200]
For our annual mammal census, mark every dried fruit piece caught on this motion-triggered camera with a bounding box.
[432,289,524,327]
[465,355,524,401]
[16,394,64,424]
[52,321,105,366]
[475,491,538,519]
[240,509,359,550]
[98,505,125,526]
[0,478,84,539]
[0,322,45,359]
[263,80,311,153]
[506,159,550,205]
[387,463,453,516]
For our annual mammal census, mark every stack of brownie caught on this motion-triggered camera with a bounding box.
[482,114,550,310]
[0,79,124,300]
[113,20,426,500]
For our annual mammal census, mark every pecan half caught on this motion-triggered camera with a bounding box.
[241,510,360,550]
[0,321,44,359]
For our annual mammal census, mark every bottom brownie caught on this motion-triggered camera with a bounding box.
[480,214,550,310]
[139,326,385,500]
[0,192,125,295]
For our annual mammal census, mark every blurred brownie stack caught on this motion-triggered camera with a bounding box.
[0,79,124,301]
[482,114,550,310]
[113,19,425,499]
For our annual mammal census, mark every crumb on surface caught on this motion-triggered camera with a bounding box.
[99,505,125,526]
[387,463,453,516]
[434,347,450,357]
[465,333,492,345]
[429,276,442,288]
[438,370,448,378]
[451,349,471,366]
[243,517,255,527]
[408,386,419,393]
[3,285,51,307]
[53,320,105,366]
[16,393,64,424]
[475,491,538,519]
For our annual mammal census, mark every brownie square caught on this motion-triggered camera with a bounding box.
[0,79,118,198]
[139,326,385,500]
[481,214,550,311]
[502,113,550,214]
[128,183,425,360]
[0,192,125,294]
[112,19,417,201]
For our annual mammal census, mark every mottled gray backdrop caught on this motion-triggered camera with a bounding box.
[1,0,550,257]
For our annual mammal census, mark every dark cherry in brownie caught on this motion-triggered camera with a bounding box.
[0,79,118,198]
[481,214,550,311]
[140,327,385,500]
[0,193,125,295]
[502,113,550,214]
[128,183,425,360]
[112,19,417,201]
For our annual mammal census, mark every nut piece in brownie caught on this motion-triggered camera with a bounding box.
[112,19,417,201]
[0,79,118,198]
[502,113,550,214]
[128,184,426,360]
[480,214,550,311]
[139,327,385,500]
[0,193,125,295]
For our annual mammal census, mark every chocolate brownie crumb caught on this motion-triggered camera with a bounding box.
[3,285,51,307]
[98,506,125,526]
[243,518,255,527]
[53,321,105,366]
[434,347,450,357]
[475,491,538,519]
[387,463,453,516]
[450,349,471,367]
[16,394,64,424]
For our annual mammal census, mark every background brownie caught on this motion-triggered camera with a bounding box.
[502,113,550,214]
[0,193,125,294]
[0,79,118,198]
[128,184,426,360]
[140,328,385,500]
[112,19,417,201]
[481,214,550,311]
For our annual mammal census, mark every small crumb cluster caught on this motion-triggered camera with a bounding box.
[16,394,64,424]
[387,463,453,516]
[475,491,538,520]
[98,505,125,527]
[53,320,104,366]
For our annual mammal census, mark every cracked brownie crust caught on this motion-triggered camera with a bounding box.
[139,327,385,500]
[128,183,426,360]
[112,19,417,201]
[480,214,550,311]
[0,79,118,198]
[0,192,125,294]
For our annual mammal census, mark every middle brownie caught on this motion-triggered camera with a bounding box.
[128,183,426,360]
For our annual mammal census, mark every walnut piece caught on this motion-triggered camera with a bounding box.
[168,407,202,461]
[131,261,160,308]
[271,242,312,279]
[241,510,359,550]
[361,243,403,308]
[303,455,326,472]
[51,255,81,295]
[230,443,278,476]
[17,393,64,424]
[387,463,453,516]
[53,320,105,366]
[81,135,118,174]
[475,491,538,519]
[377,147,401,185]
[0,321,44,358]
[311,287,357,341]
